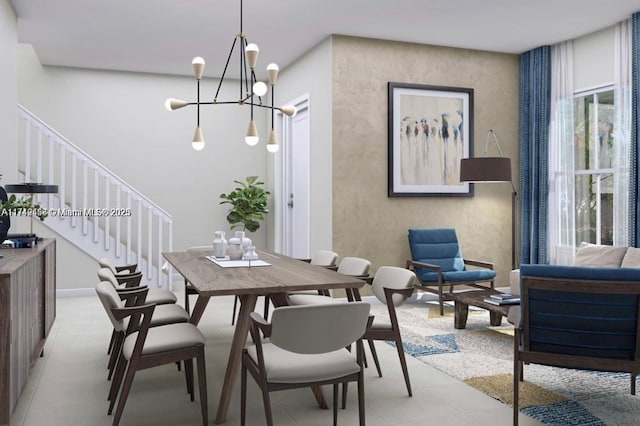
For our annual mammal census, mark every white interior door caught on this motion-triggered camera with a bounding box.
[276,95,310,258]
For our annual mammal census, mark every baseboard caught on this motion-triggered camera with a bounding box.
[57,288,94,298]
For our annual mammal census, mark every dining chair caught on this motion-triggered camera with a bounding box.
[363,266,416,397]
[97,267,178,358]
[99,258,138,275]
[406,228,496,315]
[241,302,371,426]
[95,281,190,379]
[97,267,178,305]
[287,257,371,305]
[95,281,208,426]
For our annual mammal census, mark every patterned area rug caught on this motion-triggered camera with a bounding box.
[371,298,640,425]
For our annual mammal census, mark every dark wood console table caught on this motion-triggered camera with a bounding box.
[0,239,56,425]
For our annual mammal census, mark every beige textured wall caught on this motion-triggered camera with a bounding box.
[332,36,519,284]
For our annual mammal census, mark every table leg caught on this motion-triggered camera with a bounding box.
[215,294,258,424]
[454,301,469,329]
[489,311,503,326]
[189,296,210,326]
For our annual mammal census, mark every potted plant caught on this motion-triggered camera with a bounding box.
[219,176,269,259]
[219,175,270,233]
[0,174,48,242]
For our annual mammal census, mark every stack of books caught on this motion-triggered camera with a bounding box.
[484,293,520,305]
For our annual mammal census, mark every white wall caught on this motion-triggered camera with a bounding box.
[0,2,17,181]
[268,37,333,252]
[573,26,615,91]
[17,44,271,290]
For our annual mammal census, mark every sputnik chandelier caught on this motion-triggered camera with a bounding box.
[164,0,296,152]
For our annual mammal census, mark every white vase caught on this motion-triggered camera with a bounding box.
[233,230,252,248]
[212,231,227,258]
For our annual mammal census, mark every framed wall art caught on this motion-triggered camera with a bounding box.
[388,82,474,197]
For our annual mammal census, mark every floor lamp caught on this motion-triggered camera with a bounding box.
[459,130,518,270]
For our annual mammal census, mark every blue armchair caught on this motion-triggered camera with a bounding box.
[406,228,496,315]
[514,264,640,425]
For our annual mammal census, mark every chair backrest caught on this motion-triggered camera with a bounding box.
[408,228,465,272]
[98,267,119,288]
[371,266,416,306]
[98,258,119,275]
[310,250,338,267]
[520,264,640,360]
[95,281,126,331]
[337,257,371,277]
[269,302,370,354]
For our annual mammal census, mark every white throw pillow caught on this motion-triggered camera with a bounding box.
[621,247,640,268]
[572,242,627,268]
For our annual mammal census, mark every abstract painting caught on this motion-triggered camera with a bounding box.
[388,82,473,197]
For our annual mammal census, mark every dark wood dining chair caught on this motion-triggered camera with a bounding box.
[241,302,371,426]
[95,281,208,426]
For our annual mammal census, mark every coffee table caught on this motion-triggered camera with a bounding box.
[449,288,519,329]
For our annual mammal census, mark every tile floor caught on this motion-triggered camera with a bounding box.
[10,290,541,426]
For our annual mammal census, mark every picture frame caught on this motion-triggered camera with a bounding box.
[388,82,474,197]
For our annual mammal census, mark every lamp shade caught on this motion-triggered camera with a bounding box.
[5,183,59,193]
[459,157,511,183]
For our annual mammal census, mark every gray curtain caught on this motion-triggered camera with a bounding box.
[519,46,551,264]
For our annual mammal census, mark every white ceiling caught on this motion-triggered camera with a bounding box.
[9,0,640,79]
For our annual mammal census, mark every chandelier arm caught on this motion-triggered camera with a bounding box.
[196,79,200,128]
[215,37,239,101]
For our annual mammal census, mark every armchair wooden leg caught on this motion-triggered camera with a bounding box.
[108,355,127,407]
[107,332,124,380]
[358,371,366,426]
[107,329,116,355]
[341,382,348,409]
[632,373,637,395]
[438,283,444,316]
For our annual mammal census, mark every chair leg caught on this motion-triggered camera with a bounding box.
[358,374,365,426]
[184,279,190,313]
[107,329,116,355]
[260,383,274,426]
[263,295,270,319]
[108,355,128,408]
[513,357,520,426]
[394,336,412,396]
[333,383,339,426]
[438,283,444,316]
[241,363,247,426]
[107,332,124,380]
[367,340,382,377]
[632,373,637,396]
[196,347,208,426]
[232,296,239,325]
[112,364,138,426]
[341,382,348,409]
[184,358,194,401]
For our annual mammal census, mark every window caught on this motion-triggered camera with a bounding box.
[572,87,615,245]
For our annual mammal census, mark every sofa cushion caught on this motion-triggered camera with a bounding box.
[622,247,640,268]
[572,242,627,268]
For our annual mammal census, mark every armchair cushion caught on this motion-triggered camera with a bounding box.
[417,269,497,283]
[122,323,205,358]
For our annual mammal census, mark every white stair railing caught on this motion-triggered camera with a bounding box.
[16,105,173,290]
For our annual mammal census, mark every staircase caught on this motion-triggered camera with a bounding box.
[15,105,173,290]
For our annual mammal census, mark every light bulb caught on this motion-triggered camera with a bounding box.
[245,120,259,146]
[253,81,268,97]
[164,98,188,111]
[192,126,205,151]
[266,129,279,153]
[280,105,297,117]
[245,43,259,69]
[192,57,205,80]
[266,63,279,85]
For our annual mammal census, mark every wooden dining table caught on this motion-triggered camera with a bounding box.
[163,248,365,424]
